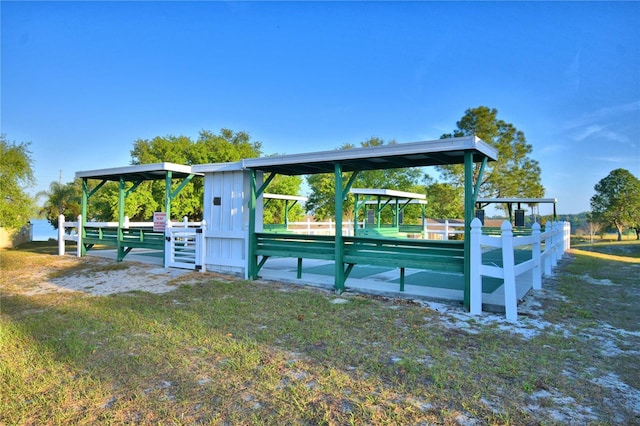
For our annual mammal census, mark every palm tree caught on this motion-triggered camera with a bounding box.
[36,180,81,230]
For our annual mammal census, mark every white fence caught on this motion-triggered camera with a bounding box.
[284,219,364,236]
[57,214,208,272]
[279,219,466,239]
[164,218,206,271]
[423,220,465,240]
[470,218,571,321]
[58,214,81,256]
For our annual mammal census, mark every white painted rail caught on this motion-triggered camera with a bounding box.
[470,218,570,321]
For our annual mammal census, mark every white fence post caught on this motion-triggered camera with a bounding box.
[197,220,207,273]
[550,222,561,269]
[501,221,517,321]
[531,222,542,290]
[164,219,173,268]
[58,214,65,256]
[544,222,553,276]
[469,218,483,315]
[76,214,82,257]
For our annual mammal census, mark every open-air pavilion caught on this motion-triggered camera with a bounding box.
[242,136,498,309]
[475,197,558,227]
[75,162,202,265]
[68,136,571,317]
[351,188,429,238]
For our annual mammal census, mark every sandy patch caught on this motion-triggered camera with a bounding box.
[15,256,197,296]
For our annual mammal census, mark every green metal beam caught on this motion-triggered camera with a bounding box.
[473,158,487,200]
[80,179,89,256]
[256,172,276,198]
[463,151,473,311]
[248,169,258,279]
[169,173,197,200]
[125,180,143,197]
[87,180,107,198]
[165,171,172,218]
[334,162,345,293]
[342,171,360,201]
[117,177,126,262]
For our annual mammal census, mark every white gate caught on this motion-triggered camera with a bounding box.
[164,219,207,271]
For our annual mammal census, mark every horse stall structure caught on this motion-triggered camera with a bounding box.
[70,137,571,319]
[351,188,429,238]
[201,136,499,311]
[75,163,202,265]
[475,197,558,229]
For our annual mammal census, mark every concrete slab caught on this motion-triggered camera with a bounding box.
[82,250,535,312]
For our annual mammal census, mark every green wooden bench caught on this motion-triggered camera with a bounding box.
[120,228,165,249]
[263,224,294,234]
[355,227,403,238]
[254,233,465,293]
[483,226,532,236]
[83,227,165,251]
[343,236,465,291]
[83,227,119,248]
[255,233,336,278]
[398,224,424,235]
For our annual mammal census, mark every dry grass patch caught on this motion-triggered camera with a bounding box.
[1,241,639,424]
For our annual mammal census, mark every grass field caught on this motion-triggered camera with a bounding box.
[1,240,639,425]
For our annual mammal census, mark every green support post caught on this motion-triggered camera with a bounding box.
[165,171,172,220]
[248,169,258,279]
[81,178,88,256]
[334,163,345,293]
[117,177,126,262]
[463,151,473,311]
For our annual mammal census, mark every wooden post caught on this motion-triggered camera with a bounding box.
[501,220,517,321]
[58,214,65,256]
[532,222,541,290]
[544,222,553,277]
[117,177,125,262]
[76,215,82,257]
[248,169,258,279]
[197,220,207,273]
[469,218,483,315]
[81,179,88,256]
[334,162,345,293]
[463,151,473,311]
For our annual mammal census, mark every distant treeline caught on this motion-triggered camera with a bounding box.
[489,212,589,232]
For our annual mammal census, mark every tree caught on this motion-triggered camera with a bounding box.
[305,138,426,220]
[262,174,305,224]
[0,135,35,231]
[423,182,464,219]
[37,180,82,230]
[590,168,640,241]
[439,106,545,212]
[85,129,263,221]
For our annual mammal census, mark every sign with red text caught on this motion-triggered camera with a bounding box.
[153,212,167,232]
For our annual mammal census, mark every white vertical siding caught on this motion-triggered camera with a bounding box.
[202,169,263,277]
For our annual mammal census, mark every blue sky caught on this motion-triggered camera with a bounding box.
[2,1,639,215]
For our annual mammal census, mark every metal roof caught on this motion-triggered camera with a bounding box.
[263,193,308,202]
[239,136,497,176]
[75,162,202,181]
[476,197,557,205]
[351,188,427,200]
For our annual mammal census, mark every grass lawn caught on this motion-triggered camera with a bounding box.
[1,240,639,425]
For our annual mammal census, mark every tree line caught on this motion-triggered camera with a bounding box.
[2,106,638,240]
